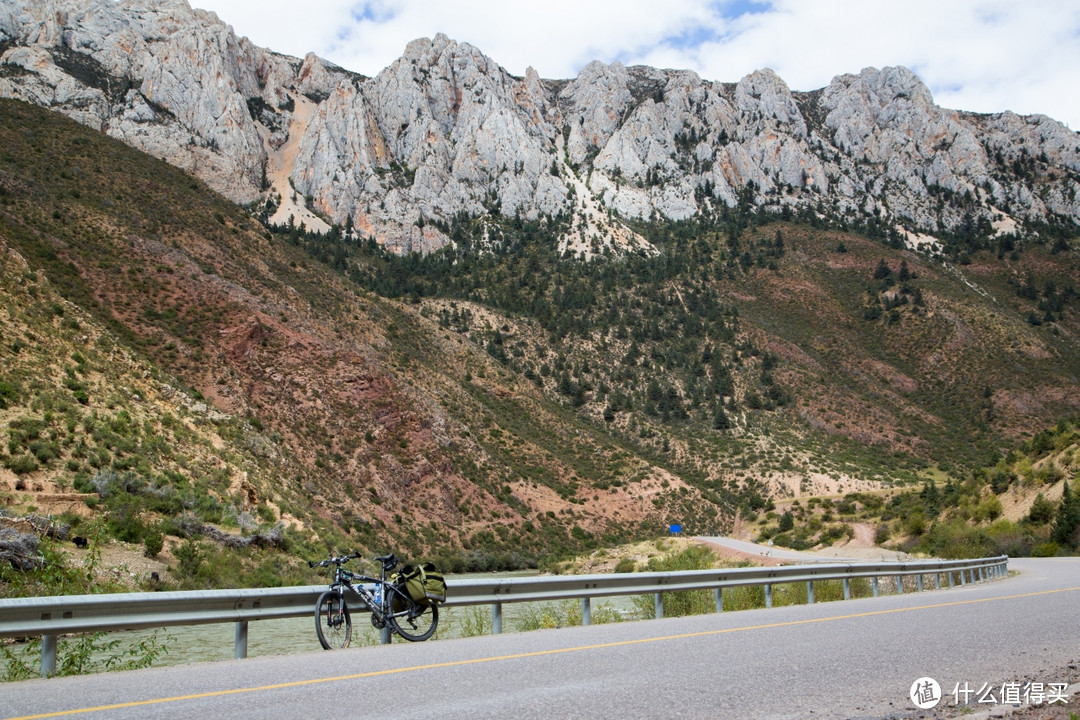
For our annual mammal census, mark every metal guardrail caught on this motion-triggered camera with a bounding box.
[0,555,1008,677]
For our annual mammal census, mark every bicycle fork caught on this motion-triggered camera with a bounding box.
[326,588,347,628]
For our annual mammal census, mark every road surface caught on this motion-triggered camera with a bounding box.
[2,558,1078,720]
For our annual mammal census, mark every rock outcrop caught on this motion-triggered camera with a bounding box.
[2,0,1077,254]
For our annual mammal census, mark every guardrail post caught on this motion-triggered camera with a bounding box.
[492,603,503,634]
[582,597,591,626]
[765,584,773,608]
[960,570,967,586]
[872,577,879,597]
[843,578,850,600]
[654,592,663,620]
[806,581,814,604]
[234,621,248,659]
[947,571,954,588]
[380,624,391,644]
[714,588,723,613]
[916,575,924,592]
[895,576,903,594]
[933,573,941,590]
[41,634,57,678]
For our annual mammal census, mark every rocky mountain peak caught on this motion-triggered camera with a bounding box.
[1,1,1077,255]
[735,68,806,136]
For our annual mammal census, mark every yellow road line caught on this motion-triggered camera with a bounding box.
[7,585,1079,720]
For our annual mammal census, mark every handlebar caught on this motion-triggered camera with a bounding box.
[308,551,362,568]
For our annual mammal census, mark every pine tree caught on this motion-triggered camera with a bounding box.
[1051,480,1080,547]
[712,404,730,430]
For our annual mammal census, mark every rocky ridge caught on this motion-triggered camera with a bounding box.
[1,0,1078,254]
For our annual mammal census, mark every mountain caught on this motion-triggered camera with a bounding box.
[1,1,1078,256]
[0,1,1079,581]
[0,97,713,576]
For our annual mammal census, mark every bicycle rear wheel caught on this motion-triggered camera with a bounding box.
[387,585,439,642]
[314,590,352,649]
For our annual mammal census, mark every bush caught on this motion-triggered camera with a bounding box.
[143,529,164,558]
[5,454,38,474]
[0,380,17,409]
[1031,542,1060,557]
[1026,494,1056,525]
[875,523,891,544]
[173,539,202,576]
[974,496,1003,523]
[631,545,716,619]
[778,511,794,532]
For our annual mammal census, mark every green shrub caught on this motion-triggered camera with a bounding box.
[0,380,17,409]
[875,523,891,544]
[453,606,492,637]
[30,440,59,463]
[1031,542,1059,557]
[513,599,621,631]
[143,529,164,558]
[631,545,716,619]
[173,539,203,577]
[6,454,38,474]
[1026,494,1056,525]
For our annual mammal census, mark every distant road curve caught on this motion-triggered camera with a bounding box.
[697,535,909,563]
[2,558,1078,720]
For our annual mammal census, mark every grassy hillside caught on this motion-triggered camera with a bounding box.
[1,96,1079,596]
[0,98,705,587]
[750,418,1080,558]
[308,187,1080,483]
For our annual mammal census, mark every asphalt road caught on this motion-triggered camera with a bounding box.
[2,558,1078,720]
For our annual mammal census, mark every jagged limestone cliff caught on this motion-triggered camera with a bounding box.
[2,0,1078,254]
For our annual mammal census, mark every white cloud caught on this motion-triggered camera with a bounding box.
[196,0,1080,128]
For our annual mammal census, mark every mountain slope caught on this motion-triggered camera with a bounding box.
[0,97,709,572]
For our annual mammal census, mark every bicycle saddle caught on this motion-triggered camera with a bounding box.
[376,553,397,571]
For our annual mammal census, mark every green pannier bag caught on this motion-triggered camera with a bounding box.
[397,561,446,606]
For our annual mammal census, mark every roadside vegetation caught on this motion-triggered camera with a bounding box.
[752,419,1080,558]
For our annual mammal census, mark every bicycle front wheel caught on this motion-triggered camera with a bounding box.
[314,590,352,649]
[387,585,439,642]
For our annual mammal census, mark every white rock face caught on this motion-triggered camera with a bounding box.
[1,2,1077,255]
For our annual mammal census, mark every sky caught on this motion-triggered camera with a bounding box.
[193,0,1080,129]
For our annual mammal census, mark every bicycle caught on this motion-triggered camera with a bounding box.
[308,552,439,649]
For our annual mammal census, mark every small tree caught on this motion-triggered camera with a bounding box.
[712,404,731,430]
[778,511,795,533]
[1051,481,1080,547]
[143,529,164,558]
[1026,493,1055,525]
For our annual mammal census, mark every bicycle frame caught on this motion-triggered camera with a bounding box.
[322,556,413,628]
[311,552,438,647]
[336,566,390,625]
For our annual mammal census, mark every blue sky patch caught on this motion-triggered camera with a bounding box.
[349,2,399,24]
[716,0,772,20]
